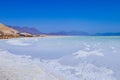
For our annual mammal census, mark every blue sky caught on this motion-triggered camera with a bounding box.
[0,0,120,33]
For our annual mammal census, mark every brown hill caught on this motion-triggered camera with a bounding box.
[0,23,19,38]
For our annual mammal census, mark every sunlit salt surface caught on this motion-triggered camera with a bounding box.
[0,36,120,80]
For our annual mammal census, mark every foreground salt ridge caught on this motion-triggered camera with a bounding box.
[0,49,66,80]
[0,37,119,80]
[6,39,32,46]
[73,49,104,58]
[0,48,116,80]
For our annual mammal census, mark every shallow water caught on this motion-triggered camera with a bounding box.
[0,36,120,80]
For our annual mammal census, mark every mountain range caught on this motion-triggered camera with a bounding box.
[48,31,89,36]
[1,24,120,36]
[94,32,120,36]
[8,26,42,35]
[8,25,89,36]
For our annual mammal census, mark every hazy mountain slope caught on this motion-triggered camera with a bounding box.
[94,32,120,36]
[0,23,19,35]
[48,31,89,35]
[8,26,42,35]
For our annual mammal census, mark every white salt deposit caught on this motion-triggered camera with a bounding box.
[73,49,104,58]
[0,49,65,80]
[6,39,31,46]
[0,36,120,80]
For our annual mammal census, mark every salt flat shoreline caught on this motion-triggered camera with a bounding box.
[0,36,119,80]
[0,35,73,40]
[0,35,120,40]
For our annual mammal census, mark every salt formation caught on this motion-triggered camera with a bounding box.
[0,37,119,80]
[0,49,65,80]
